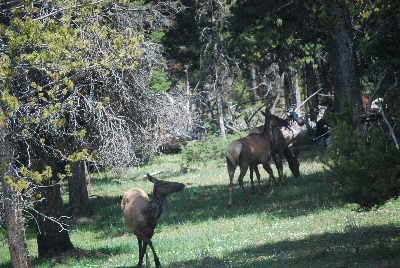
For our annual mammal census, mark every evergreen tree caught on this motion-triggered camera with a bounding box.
[0,0,183,260]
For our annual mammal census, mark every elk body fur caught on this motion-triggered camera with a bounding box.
[121,174,185,268]
[249,124,300,188]
[226,108,288,206]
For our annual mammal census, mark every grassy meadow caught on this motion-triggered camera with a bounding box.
[1,141,400,267]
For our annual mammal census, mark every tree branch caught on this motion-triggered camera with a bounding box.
[378,98,399,150]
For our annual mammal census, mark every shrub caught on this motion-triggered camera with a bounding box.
[323,98,400,210]
[181,132,244,165]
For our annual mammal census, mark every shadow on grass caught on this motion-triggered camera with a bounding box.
[162,170,341,225]
[163,223,400,268]
[62,168,340,241]
[65,142,334,240]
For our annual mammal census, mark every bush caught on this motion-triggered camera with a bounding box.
[181,132,244,165]
[323,99,400,210]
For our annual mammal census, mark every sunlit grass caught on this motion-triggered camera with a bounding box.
[1,143,399,267]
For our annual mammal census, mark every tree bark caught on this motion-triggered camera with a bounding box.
[216,92,226,140]
[328,5,361,111]
[294,78,301,114]
[34,161,74,258]
[69,160,93,218]
[1,108,31,268]
[249,62,258,103]
[3,182,31,268]
[277,52,295,111]
[305,62,319,121]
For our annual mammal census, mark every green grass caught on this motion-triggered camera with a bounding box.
[1,144,400,267]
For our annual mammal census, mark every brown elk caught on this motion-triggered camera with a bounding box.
[248,124,300,190]
[226,108,288,206]
[121,174,185,268]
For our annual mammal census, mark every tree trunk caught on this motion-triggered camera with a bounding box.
[34,162,75,258]
[3,182,31,268]
[271,83,282,114]
[217,92,226,140]
[249,63,258,103]
[294,78,301,114]
[1,108,31,268]
[305,62,319,121]
[328,5,361,111]
[69,160,93,218]
[277,52,295,111]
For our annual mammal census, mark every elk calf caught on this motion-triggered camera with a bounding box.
[121,174,184,268]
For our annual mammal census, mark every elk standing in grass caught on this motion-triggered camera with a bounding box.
[121,174,185,268]
[226,108,287,206]
[249,124,300,190]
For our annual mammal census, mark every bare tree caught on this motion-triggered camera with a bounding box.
[197,0,237,140]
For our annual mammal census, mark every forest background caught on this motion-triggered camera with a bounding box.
[0,0,399,267]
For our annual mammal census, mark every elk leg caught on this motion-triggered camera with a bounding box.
[277,151,284,184]
[237,167,249,202]
[273,153,284,185]
[250,166,255,194]
[227,158,236,207]
[136,232,153,268]
[141,241,151,268]
[147,240,161,268]
[263,162,279,187]
[253,165,263,195]
[137,238,145,268]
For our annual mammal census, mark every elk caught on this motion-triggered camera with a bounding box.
[226,108,288,206]
[121,174,185,268]
[248,124,300,189]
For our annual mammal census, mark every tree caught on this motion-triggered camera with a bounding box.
[321,1,400,209]
[0,0,188,260]
[1,107,31,267]
[69,159,93,219]
[198,0,235,140]
[320,2,362,111]
[228,0,305,111]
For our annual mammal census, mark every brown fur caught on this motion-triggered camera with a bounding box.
[249,125,300,189]
[226,108,288,206]
[121,174,184,268]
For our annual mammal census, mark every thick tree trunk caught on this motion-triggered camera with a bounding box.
[328,5,361,111]
[1,108,31,268]
[34,162,74,258]
[3,182,31,268]
[69,160,93,218]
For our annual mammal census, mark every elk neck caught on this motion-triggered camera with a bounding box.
[148,190,167,222]
[283,147,294,159]
[262,122,273,142]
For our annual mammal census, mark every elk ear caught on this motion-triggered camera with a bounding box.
[147,174,159,184]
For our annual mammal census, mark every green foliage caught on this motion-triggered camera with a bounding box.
[324,96,357,126]
[181,132,244,165]
[228,78,251,105]
[323,99,400,210]
[148,70,171,92]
